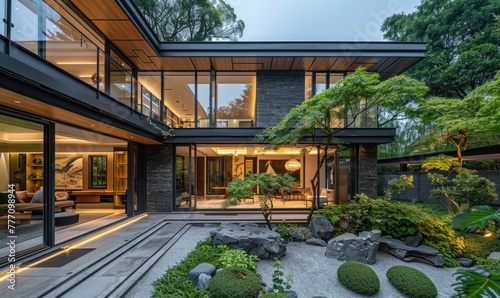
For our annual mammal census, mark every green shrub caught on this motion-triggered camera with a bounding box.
[386,265,437,298]
[274,221,297,242]
[417,214,464,258]
[218,248,259,272]
[463,233,500,259]
[368,199,421,239]
[337,261,380,296]
[152,238,226,297]
[206,266,262,298]
[475,257,500,270]
[260,293,289,298]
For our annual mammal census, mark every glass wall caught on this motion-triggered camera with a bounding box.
[216,72,256,128]
[197,72,211,128]
[0,113,45,261]
[11,0,39,54]
[138,72,162,121]
[164,72,195,128]
[175,145,195,209]
[1,0,6,36]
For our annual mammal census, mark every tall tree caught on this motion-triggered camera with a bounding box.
[257,68,428,204]
[381,0,500,98]
[134,0,245,41]
[217,84,253,119]
[409,71,500,166]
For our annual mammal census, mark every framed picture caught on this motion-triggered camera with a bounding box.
[89,155,107,188]
[55,154,83,189]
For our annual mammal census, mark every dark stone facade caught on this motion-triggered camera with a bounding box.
[146,145,173,212]
[256,71,304,127]
[358,144,378,199]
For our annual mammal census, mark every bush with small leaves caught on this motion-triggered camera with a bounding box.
[206,266,262,298]
[218,248,259,272]
[260,293,289,298]
[337,261,380,296]
[386,265,437,298]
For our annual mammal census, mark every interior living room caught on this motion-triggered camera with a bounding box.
[0,115,128,259]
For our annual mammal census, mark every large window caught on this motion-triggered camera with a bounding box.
[0,113,45,261]
[1,0,6,36]
[216,72,256,128]
[164,72,196,128]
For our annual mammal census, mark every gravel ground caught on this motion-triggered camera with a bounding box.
[127,225,462,298]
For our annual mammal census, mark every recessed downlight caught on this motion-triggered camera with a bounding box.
[13,100,21,104]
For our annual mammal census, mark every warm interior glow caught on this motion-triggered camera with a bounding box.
[213,147,247,155]
[0,214,148,281]
[483,230,493,238]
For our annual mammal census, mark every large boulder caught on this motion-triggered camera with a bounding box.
[310,216,335,241]
[211,223,286,259]
[188,262,216,282]
[325,230,381,264]
[378,237,445,267]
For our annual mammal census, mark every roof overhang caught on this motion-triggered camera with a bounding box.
[70,0,426,77]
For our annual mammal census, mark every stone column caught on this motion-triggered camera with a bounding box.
[358,144,378,199]
[146,145,173,212]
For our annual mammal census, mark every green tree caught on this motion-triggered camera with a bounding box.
[256,67,428,205]
[217,84,253,119]
[224,173,296,230]
[381,0,500,98]
[134,0,245,41]
[409,71,500,165]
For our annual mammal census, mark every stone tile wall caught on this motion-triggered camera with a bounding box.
[146,145,173,212]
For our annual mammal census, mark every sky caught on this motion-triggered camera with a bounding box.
[226,0,421,41]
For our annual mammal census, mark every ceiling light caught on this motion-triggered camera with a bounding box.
[285,158,301,172]
[13,100,21,104]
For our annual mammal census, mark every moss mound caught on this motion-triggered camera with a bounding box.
[261,293,289,298]
[206,266,262,298]
[386,265,437,298]
[337,261,380,295]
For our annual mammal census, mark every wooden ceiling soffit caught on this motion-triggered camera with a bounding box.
[191,57,212,70]
[233,58,272,70]
[233,63,263,71]
[211,58,233,71]
[92,21,144,40]
[133,49,153,63]
[271,58,295,70]
[291,57,315,70]
[0,89,160,145]
[373,57,398,73]
[382,58,420,74]
[131,58,159,70]
[349,62,378,71]
[310,57,339,71]
[330,57,359,71]
[71,0,128,20]
[112,40,157,57]
[152,57,195,70]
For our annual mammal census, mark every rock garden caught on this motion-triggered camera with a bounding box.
[151,194,500,297]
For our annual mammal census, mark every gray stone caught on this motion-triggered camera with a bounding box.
[211,223,287,259]
[325,230,382,264]
[404,233,423,247]
[284,289,298,298]
[378,237,445,267]
[457,257,475,268]
[187,263,216,282]
[305,238,327,247]
[197,273,212,291]
[310,216,335,242]
[488,252,500,259]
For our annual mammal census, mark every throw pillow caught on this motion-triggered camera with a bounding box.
[16,190,28,203]
[30,190,44,203]
[55,192,68,201]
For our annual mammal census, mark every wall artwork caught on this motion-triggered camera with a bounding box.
[258,159,300,182]
[55,154,83,189]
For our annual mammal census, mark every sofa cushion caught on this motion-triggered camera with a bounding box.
[30,190,44,203]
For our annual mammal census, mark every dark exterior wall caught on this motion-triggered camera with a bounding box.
[256,71,304,127]
[358,144,378,198]
[146,145,173,212]
[378,171,500,204]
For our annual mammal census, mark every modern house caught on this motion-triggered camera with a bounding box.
[0,0,425,261]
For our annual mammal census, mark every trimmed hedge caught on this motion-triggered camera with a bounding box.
[206,266,262,298]
[386,265,437,298]
[337,261,380,295]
